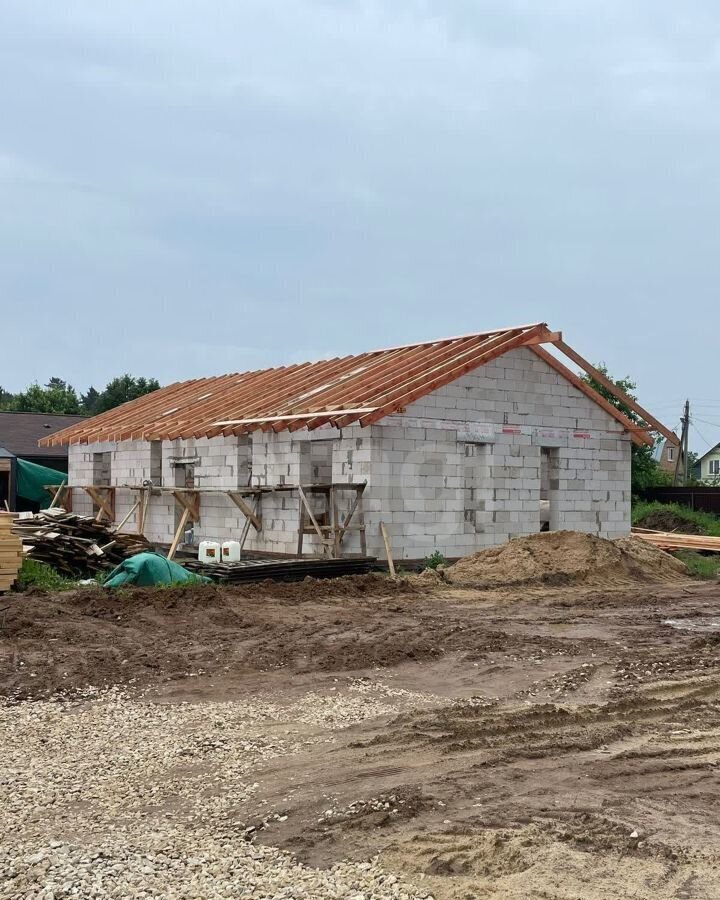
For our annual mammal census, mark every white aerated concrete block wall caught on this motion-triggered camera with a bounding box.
[67,345,633,560]
[366,345,632,559]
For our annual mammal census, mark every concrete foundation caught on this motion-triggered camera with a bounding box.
[68,347,632,560]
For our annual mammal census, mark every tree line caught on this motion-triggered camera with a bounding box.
[0,375,160,417]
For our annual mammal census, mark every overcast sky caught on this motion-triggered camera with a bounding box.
[1,1,719,447]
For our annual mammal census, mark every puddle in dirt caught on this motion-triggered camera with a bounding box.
[664,618,720,632]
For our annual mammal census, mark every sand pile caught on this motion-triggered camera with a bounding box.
[446,530,689,588]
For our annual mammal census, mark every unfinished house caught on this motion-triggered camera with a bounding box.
[40,323,675,561]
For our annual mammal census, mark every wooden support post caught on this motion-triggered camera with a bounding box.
[296,494,305,558]
[379,522,396,577]
[238,495,261,552]
[358,491,367,557]
[297,486,328,551]
[48,480,67,510]
[330,486,340,559]
[113,499,140,534]
[139,488,149,535]
[84,486,115,523]
[227,492,262,531]
[168,508,190,560]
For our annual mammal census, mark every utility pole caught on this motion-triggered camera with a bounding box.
[683,399,690,486]
[673,400,690,486]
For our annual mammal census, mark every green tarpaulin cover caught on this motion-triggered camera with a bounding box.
[103,552,211,588]
[16,458,66,504]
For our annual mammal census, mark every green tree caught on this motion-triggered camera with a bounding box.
[94,375,160,414]
[9,378,82,414]
[80,386,100,415]
[581,364,669,494]
[0,386,15,409]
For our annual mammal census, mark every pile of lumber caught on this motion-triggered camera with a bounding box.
[0,512,22,592]
[632,527,720,553]
[12,509,150,577]
[184,555,375,584]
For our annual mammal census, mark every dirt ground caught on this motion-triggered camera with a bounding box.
[3,571,720,898]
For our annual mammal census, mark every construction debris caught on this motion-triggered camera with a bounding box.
[0,512,23,592]
[632,527,720,554]
[12,509,149,577]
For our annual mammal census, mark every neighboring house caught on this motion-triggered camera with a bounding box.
[40,323,672,561]
[0,411,87,510]
[695,444,720,483]
[653,436,683,476]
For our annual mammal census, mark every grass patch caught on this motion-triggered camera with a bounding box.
[632,501,720,537]
[674,551,720,580]
[16,559,77,592]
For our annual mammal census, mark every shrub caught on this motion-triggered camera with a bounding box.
[423,551,448,570]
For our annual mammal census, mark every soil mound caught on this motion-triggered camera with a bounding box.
[634,509,703,534]
[446,531,688,588]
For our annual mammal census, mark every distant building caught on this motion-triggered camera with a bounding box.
[0,411,87,510]
[653,435,683,477]
[695,443,720,484]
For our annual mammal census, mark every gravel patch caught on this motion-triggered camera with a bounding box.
[1,687,435,899]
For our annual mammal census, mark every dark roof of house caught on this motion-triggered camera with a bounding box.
[0,411,87,458]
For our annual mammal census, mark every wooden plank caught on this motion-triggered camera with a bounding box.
[113,500,140,534]
[171,490,200,522]
[297,486,327,547]
[530,345,654,446]
[554,339,678,445]
[168,507,190,560]
[337,488,363,545]
[330,486,340,558]
[379,522,396,577]
[227,492,262,531]
[296,493,305,558]
[48,480,67,510]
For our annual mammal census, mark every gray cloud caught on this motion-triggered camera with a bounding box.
[1,1,719,445]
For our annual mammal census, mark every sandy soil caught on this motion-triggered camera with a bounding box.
[2,573,720,898]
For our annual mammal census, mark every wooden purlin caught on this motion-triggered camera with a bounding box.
[553,339,679,446]
[38,322,673,447]
[331,330,526,430]
[355,325,549,428]
[193,356,363,440]
[529,345,654,446]
[241,344,426,436]
[280,328,545,433]
[124,373,246,441]
[214,354,383,439]
[166,363,315,440]
[41,377,207,446]
[288,333,502,433]
[110,376,227,442]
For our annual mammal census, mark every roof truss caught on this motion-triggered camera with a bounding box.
[39,323,667,448]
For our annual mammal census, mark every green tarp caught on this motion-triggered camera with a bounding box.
[103,552,211,588]
[16,458,66,504]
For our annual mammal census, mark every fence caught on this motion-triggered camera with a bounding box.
[640,487,720,516]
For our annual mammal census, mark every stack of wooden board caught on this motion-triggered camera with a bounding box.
[0,511,23,591]
[12,509,150,577]
[632,527,720,553]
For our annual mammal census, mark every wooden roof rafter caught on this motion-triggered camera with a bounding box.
[39,322,670,447]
